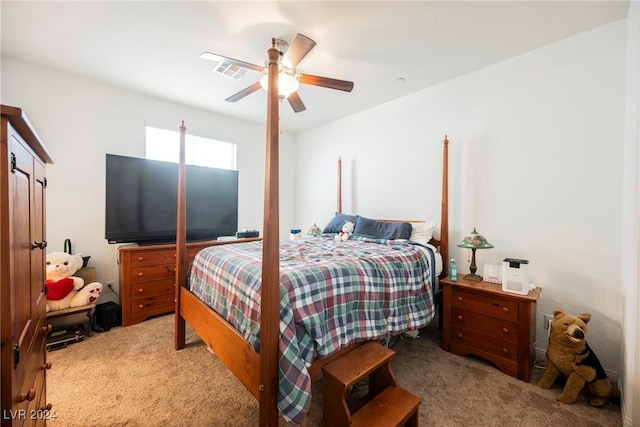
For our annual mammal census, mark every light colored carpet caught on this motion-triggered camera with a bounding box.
[47,314,622,426]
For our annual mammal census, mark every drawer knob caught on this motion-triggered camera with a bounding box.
[43,324,52,333]
[457,296,463,302]
[166,266,176,273]
[502,327,509,334]
[138,256,144,261]
[138,304,144,309]
[138,272,144,277]
[457,333,463,339]
[41,361,52,370]
[502,307,509,313]
[19,389,36,402]
[501,347,509,354]
[138,288,144,293]
[457,315,463,321]
[41,403,53,411]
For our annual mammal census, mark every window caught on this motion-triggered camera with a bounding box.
[145,126,237,170]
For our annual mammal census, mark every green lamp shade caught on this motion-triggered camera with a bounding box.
[457,228,493,249]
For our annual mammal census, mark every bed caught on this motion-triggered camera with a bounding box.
[174,42,450,427]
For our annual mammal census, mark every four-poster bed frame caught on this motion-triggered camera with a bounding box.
[174,40,449,426]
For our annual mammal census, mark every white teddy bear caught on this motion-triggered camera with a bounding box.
[335,220,355,242]
[46,251,103,312]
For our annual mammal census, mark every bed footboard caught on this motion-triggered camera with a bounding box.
[180,287,261,398]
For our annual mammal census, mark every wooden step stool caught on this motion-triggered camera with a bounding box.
[322,341,421,427]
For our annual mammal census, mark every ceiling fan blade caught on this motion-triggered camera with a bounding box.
[225,81,262,102]
[281,34,316,69]
[298,74,354,92]
[200,52,264,73]
[287,92,306,113]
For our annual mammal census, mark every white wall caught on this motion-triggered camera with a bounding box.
[0,57,296,302]
[296,19,626,379]
[621,2,639,426]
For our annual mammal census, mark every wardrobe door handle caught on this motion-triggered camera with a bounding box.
[31,240,47,250]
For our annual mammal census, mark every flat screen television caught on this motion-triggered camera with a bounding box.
[105,154,238,244]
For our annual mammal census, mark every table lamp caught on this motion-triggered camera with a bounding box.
[457,228,493,281]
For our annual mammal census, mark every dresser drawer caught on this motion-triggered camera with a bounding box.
[451,288,518,322]
[129,278,174,300]
[128,249,176,267]
[450,326,518,362]
[18,315,46,401]
[451,308,518,343]
[130,264,176,284]
[24,364,46,427]
[129,294,175,324]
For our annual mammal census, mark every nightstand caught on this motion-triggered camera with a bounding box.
[441,276,540,382]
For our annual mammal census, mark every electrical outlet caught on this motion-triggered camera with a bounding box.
[544,314,553,329]
[104,281,114,292]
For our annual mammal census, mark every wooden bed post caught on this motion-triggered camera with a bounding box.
[440,135,449,277]
[175,121,187,350]
[260,38,281,427]
[337,157,342,213]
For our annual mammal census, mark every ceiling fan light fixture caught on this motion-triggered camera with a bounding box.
[260,72,299,98]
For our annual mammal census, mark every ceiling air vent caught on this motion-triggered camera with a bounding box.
[213,62,248,80]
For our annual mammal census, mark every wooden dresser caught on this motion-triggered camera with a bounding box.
[441,276,540,382]
[1,105,54,426]
[118,238,260,326]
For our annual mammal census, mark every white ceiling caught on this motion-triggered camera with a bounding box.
[1,1,629,133]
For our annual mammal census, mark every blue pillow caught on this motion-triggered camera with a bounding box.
[354,216,412,240]
[323,213,358,233]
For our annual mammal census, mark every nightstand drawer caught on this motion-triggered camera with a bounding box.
[129,278,174,300]
[451,289,518,322]
[450,326,518,362]
[441,277,540,382]
[451,308,518,343]
[129,294,174,323]
[130,264,176,283]
[129,250,176,267]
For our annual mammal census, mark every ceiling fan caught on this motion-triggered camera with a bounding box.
[200,33,354,113]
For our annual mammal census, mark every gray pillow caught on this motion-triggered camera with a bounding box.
[354,216,412,240]
[323,213,358,233]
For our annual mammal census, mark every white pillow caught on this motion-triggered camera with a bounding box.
[409,220,437,245]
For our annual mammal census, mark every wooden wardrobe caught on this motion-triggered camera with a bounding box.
[1,105,53,426]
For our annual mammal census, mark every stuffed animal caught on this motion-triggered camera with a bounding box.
[335,220,355,242]
[537,308,617,406]
[46,251,103,312]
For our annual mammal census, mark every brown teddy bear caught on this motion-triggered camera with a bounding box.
[537,308,616,406]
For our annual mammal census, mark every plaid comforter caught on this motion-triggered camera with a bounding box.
[188,235,435,426]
